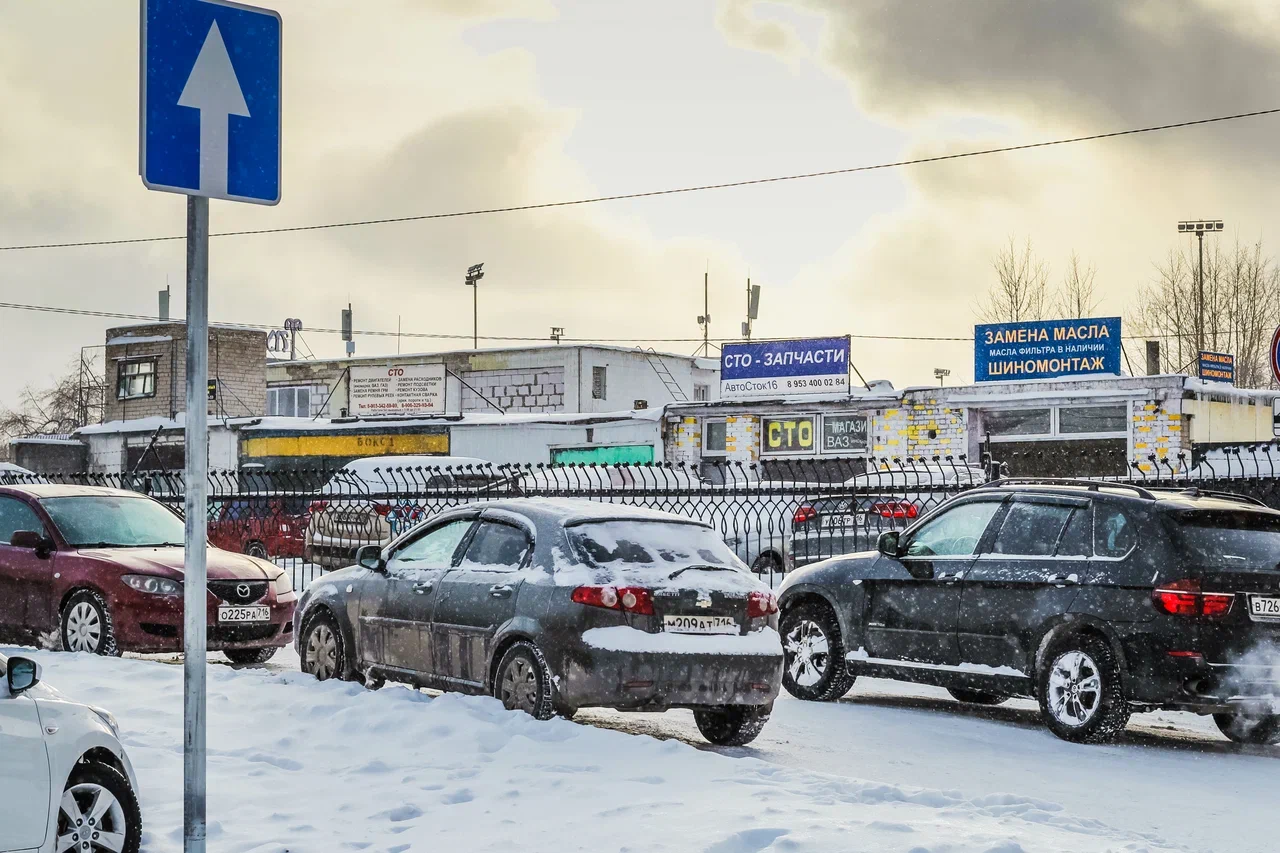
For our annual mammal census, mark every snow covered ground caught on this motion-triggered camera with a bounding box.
[10,645,1274,853]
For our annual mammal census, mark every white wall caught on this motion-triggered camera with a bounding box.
[448,419,663,464]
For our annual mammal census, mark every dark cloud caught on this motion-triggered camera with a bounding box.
[795,0,1280,132]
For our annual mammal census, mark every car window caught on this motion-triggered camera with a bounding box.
[459,522,532,571]
[1095,504,1137,558]
[1056,506,1093,557]
[0,496,45,543]
[991,502,1073,557]
[389,519,473,570]
[1168,510,1280,569]
[905,501,1002,558]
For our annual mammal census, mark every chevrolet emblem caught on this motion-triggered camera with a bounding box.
[695,595,713,609]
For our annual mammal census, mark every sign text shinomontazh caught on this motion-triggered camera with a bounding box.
[974,317,1122,382]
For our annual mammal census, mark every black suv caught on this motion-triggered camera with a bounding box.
[777,478,1280,745]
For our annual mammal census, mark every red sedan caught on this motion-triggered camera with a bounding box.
[0,485,296,663]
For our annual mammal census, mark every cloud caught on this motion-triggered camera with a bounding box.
[715,0,808,63]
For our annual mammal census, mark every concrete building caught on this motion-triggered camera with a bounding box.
[104,322,267,422]
[264,345,718,419]
[664,374,1280,479]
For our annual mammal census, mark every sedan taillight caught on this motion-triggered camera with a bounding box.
[873,500,919,520]
[571,585,654,615]
[747,590,778,619]
[1152,578,1233,618]
[793,504,818,524]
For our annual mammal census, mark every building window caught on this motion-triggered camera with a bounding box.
[984,405,1129,442]
[117,359,157,400]
[703,420,728,455]
[268,386,319,418]
[984,409,1051,437]
[1058,405,1128,435]
[693,384,710,402]
[592,366,607,400]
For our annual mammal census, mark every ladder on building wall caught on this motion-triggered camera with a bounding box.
[640,348,689,402]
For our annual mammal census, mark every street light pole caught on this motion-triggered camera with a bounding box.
[1178,220,1224,360]
[464,263,485,350]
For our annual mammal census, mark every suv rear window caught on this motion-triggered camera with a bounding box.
[1169,510,1280,569]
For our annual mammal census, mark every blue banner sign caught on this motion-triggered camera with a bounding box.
[974,317,1121,382]
[1198,351,1234,384]
[721,336,850,400]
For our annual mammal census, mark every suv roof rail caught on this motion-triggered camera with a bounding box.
[978,477,1157,501]
[1173,486,1268,507]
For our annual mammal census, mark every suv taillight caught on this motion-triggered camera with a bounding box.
[793,504,818,524]
[1152,578,1234,618]
[873,500,919,520]
[308,500,329,513]
[571,585,654,615]
[747,590,778,619]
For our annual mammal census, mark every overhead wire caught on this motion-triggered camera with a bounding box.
[1,107,1277,252]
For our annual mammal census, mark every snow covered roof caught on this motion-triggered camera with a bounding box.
[480,497,711,527]
[270,342,707,368]
[106,334,173,347]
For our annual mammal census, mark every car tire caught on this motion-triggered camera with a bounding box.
[751,552,783,577]
[693,705,770,746]
[780,599,855,702]
[493,641,556,721]
[61,590,120,656]
[1213,712,1280,746]
[58,762,142,853]
[224,647,279,666]
[948,687,1010,706]
[1037,634,1130,744]
[300,610,349,682]
[245,541,269,559]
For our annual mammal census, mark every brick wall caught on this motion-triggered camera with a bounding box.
[459,366,566,414]
[1130,399,1188,474]
[104,323,267,422]
[870,395,965,463]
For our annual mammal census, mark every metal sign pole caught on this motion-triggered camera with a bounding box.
[182,194,210,853]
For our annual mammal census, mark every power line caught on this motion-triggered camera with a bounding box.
[0,298,1239,346]
[2,107,1277,253]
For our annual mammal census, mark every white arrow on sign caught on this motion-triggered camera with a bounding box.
[178,21,250,198]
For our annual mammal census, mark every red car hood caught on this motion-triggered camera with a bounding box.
[75,546,277,581]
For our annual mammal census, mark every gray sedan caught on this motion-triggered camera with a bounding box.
[293,498,783,745]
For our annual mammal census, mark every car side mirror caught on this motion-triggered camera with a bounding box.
[876,531,901,558]
[7,657,41,696]
[356,544,385,572]
[10,530,53,558]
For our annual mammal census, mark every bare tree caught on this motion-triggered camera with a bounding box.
[0,352,104,457]
[1129,240,1280,387]
[1053,252,1100,319]
[975,237,1049,323]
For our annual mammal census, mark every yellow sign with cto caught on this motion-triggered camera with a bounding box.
[243,432,450,458]
[763,416,815,454]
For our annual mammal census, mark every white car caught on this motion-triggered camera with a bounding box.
[0,653,141,853]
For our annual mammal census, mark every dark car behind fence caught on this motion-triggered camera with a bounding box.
[7,444,1280,591]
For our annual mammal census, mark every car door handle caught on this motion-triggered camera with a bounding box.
[413,582,434,595]
[938,571,965,582]
[1047,574,1078,585]
[489,584,514,598]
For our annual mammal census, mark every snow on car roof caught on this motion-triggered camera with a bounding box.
[480,497,711,528]
[0,483,147,499]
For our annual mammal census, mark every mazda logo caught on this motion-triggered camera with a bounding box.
[236,583,251,599]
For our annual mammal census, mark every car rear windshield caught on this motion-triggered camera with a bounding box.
[566,521,743,572]
[1169,510,1280,569]
[42,495,187,548]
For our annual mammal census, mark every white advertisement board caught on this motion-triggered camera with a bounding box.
[350,363,448,417]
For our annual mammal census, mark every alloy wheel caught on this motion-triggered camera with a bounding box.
[66,602,103,653]
[784,619,830,688]
[499,656,539,713]
[1047,650,1103,727]
[305,623,338,681]
[57,782,127,853]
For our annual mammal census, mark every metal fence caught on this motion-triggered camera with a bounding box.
[9,445,1280,592]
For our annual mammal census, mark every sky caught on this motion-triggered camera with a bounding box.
[2,0,1279,411]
